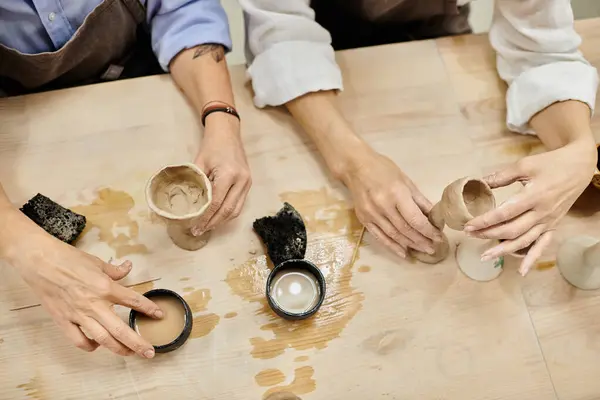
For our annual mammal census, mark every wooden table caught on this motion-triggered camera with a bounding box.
[1,18,600,400]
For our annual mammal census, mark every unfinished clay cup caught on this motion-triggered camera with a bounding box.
[146,163,212,251]
[557,235,600,290]
[437,177,496,231]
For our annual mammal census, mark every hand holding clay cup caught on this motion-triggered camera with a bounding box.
[146,163,212,251]
[411,177,495,265]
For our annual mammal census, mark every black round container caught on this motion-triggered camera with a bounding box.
[129,289,193,354]
[266,259,326,320]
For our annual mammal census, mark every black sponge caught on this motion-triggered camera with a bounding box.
[253,202,307,266]
[20,194,87,244]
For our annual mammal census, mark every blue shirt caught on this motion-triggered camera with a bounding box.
[0,0,232,71]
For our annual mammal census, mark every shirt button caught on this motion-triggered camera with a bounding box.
[48,12,56,22]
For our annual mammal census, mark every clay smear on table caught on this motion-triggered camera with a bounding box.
[255,369,286,387]
[294,356,309,363]
[225,188,365,360]
[224,312,238,319]
[16,375,44,400]
[536,261,556,271]
[263,367,316,399]
[183,289,220,339]
[358,265,371,273]
[71,188,148,258]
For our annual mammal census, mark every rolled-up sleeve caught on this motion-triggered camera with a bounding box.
[490,0,599,134]
[240,0,343,108]
[145,0,233,71]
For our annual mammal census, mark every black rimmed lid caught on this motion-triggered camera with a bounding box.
[266,259,326,321]
[128,289,193,354]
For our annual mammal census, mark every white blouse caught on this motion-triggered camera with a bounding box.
[240,0,599,134]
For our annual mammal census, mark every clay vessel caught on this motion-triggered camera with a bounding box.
[412,177,495,264]
[146,163,212,251]
[457,236,503,281]
[557,235,600,290]
[593,144,600,189]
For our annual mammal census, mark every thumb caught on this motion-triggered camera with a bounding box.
[100,260,133,281]
[483,163,524,189]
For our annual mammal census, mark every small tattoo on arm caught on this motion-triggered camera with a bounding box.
[192,44,225,63]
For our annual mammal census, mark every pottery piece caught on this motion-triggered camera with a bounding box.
[412,177,495,264]
[457,236,504,281]
[557,235,600,290]
[593,144,600,189]
[146,163,212,251]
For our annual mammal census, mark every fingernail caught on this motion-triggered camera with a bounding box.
[154,309,164,319]
[144,349,155,359]
[464,226,475,232]
[192,228,204,237]
[425,247,435,255]
[481,254,493,262]
[397,251,406,259]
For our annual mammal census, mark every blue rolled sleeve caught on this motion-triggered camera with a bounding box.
[145,0,232,71]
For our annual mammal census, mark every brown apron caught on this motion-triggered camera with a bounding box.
[0,0,163,96]
[313,0,471,51]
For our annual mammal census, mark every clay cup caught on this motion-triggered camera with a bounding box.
[146,163,212,251]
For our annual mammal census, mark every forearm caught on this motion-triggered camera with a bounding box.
[169,44,238,133]
[286,91,369,179]
[0,184,37,260]
[530,101,595,151]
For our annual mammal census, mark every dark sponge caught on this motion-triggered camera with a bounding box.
[20,194,87,244]
[253,202,307,267]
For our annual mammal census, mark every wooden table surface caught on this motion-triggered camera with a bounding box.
[1,18,600,400]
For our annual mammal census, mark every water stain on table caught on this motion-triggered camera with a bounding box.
[279,188,362,236]
[536,261,556,271]
[255,369,286,387]
[224,312,238,319]
[358,265,371,273]
[16,375,44,400]
[129,281,155,295]
[183,287,195,293]
[294,356,309,363]
[264,392,302,400]
[71,188,149,259]
[502,140,545,158]
[183,289,220,340]
[180,277,191,282]
[225,188,365,360]
[263,367,315,399]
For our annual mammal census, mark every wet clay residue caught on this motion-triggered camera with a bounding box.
[362,330,409,355]
[183,289,220,340]
[71,188,148,259]
[224,312,238,319]
[255,369,286,387]
[536,261,556,271]
[183,287,195,293]
[129,281,155,295]
[225,188,365,360]
[149,166,209,217]
[180,277,191,282]
[263,367,316,399]
[264,393,301,400]
[358,266,371,273]
[294,356,309,363]
[17,376,44,400]
[279,188,362,236]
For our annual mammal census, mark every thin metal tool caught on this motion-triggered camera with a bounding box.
[9,277,162,312]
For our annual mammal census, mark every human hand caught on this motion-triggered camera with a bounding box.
[192,114,251,236]
[464,140,597,275]
[3,213,162,358]
[340,148,443,258]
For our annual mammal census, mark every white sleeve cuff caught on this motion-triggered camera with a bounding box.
[506,61,599,134]
[247,41,343,108]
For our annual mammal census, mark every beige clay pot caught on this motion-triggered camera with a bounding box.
[412,177,495,265]
[412,177,504,281]
[557,235,600,290]
[146,163,212,251]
